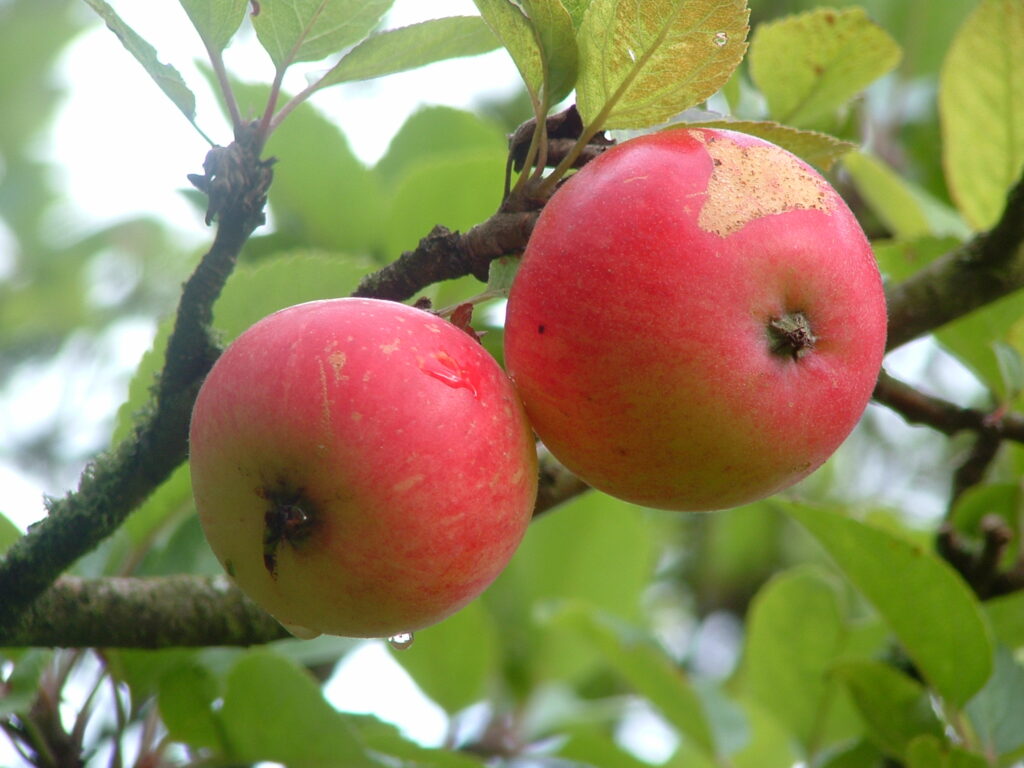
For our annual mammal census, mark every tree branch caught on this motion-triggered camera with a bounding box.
[884,173,1024,350]
[352,213,539,302]
[0,125,273,631]
[872,370,1024,441]
[0,576,289,648]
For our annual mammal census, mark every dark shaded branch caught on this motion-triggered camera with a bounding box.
[885,173,1024,350]
[0,126,273,631]
[872,370,1024,441]
[0,576,289,648]
[353,212,539,302]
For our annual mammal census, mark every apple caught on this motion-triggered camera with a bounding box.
[503,127,887,511]
[189,297,538,638]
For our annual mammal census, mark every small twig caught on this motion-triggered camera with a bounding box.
[937,515,1015,599]
[353,213,539,302]
[950,431,1003,508]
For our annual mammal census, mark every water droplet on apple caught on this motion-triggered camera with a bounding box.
[387,632,415,650]
[713,31,728,47]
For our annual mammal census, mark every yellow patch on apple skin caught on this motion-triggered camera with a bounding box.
[695,132,833,237]
[380,340,401,354]
[327,351,348,380]
[392,474,424,493]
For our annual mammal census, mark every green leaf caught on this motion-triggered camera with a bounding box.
[784,505,994,707]
[872,237,958,284]
[158,663,222,749]
[842,151,932,240]
[985,591,1024,649]
[213,252,375,341]
[576,0,749,130]
[939,0,1024,231]
[678,120,856,169]
[220,651,378,766]
[749,7,901,128]
[737,566,868,749]
[936,291,1024,402]
[486,256,520,298]
[314,17,500,89]
[374,106,507,187]
[473,0,545,101]
[0,512,21,554]
[905,735,989,768]
[557,727,655,768]
[0,650,49,716]
[348,714,485,767]
[521,0,579,104]
[833,660,944,758]
[258,96,386,254]
[383,150,507,259]
[252,0,393,68]
[388,601,498,714]
[483,492,662,690]
[179,0,248,52]
[817,739,887,768]
[551,603,717,757]
[82,0,199,129]
[965,645,1024,758]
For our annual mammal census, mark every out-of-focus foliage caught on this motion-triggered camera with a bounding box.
[4,1,1024,767]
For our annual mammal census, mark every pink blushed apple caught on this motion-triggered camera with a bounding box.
[503,128,887,511]
[189,298,538,638]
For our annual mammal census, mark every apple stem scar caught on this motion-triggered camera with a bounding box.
[767,312,817,361]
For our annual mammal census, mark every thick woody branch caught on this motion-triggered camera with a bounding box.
[885,174,1024,350]
[0,576,289,648]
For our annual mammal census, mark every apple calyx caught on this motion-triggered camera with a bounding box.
[262,490,317,576]
[767,312,817,361]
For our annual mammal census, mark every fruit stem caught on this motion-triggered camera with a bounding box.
[768,312,817,361]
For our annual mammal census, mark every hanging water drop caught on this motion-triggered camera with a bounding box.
[713,31,729,47]
[387,632,415,650]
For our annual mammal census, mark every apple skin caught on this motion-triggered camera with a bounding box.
[503,128,887,511]
[189,297,537,638]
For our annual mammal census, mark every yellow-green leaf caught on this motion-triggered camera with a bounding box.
[679,119,856,169]
[314,17,500,88]
[522,0,579,105]
[576,0,749,131]
[179,0,248,52]
[474,0,545,101]
[939,0,1024,231]
[252,0,392,69]
[842,151,932,240]
[749,7,901,128]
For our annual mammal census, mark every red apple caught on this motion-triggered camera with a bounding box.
[504,128,886,511]
[189,298,537,638]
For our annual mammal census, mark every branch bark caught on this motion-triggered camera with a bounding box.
[884,174,1024,350]
[0,576,289,648]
